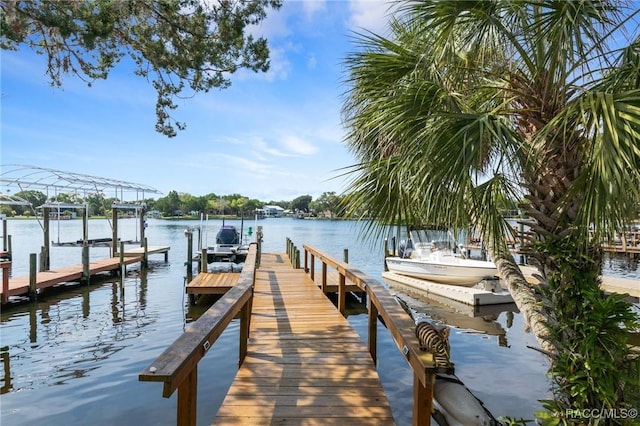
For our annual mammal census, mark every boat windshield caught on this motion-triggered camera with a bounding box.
[410,229,455,251]
[216,227,240,244]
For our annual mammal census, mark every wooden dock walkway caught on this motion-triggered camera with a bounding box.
[213,253,393,425]
[2,257,141,303]
[141,243,447,426]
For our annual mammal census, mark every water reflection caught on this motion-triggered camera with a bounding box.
[0,269,154,394]
[0,347,10,394]
[385,280,518,347]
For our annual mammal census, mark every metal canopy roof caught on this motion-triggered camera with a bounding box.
[0,192,31,206]
[0,164,162,201]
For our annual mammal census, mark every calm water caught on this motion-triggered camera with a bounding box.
[1,218,638,425]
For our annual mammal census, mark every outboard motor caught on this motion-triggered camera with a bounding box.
[398,240,413,258]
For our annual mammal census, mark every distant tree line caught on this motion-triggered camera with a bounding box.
[0,190,349,219]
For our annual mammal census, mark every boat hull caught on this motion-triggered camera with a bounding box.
[385,257,497,286]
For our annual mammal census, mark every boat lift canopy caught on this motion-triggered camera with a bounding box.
[0,164,162,201]
[0,164,163,269]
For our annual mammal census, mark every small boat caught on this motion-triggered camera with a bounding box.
[207,224,249,263]
[385,229,498,286]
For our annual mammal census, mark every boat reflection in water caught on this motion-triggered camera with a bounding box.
[385,279,518,347]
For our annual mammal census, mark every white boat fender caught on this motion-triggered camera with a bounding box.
[432,374,500,426]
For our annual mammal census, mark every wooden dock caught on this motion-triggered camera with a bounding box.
[213,253,394,425]
[140,242,448,426]
[1,257,140,303]
[186,272,240,296]
[119,245,170,261]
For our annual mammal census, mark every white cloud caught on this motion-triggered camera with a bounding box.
[302,0,327,20]
[279,135,318,156]
[347,0,394,35]
[307,54,318,69]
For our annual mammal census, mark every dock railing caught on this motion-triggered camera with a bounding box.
[138,243,258,426]
[303,243,455,426]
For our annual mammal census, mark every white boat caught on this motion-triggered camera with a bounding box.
[207,224,249,263]
[385,229,498,286]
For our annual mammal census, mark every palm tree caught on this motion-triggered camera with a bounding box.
[342,0,640,419]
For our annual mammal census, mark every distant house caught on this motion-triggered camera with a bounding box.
[263,205,285,217]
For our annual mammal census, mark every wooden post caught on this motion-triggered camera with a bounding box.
[112,207,118,258]
[310,254,315,281]
[120,241,126,275]
[43,207,50,271]
[142,237,148,267]
[338,271,346,316]
[82,207,88,244]
[186,230,193,283]
[321,262,327,293]
[29,253,37,301]
[82,243,90,284]
[368,300,378,364]
[256,225,263,269]
[201,249,207,273]
[39,246,45,272]
[1,261,10,304]
[383,238,389,272]
[304,248,308,272]
[2,218,7,252]
[177,367,197,426]
[239,302,250,366]
[285,238,290,259]
[412,372,434,426]
[338,249,348,315]
[295,248,300,269]
[7,235,12,260]
[139,205,146,248]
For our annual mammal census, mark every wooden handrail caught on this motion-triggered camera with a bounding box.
[303,243,454,426]
[139,243,258,426]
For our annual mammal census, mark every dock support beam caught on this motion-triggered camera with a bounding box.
[120,241,126,275]
[201,249,207,273]
[112,208,118,258]
[413,373,435,426]
[82,244,90,284]
[186,229,193,283]
[177,367,197,426]
[29,253,37,301]
[1,260,10,304]
[43,208,50,271]
[368,301,378,364]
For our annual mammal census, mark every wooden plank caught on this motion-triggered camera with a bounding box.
[213,252,394,425]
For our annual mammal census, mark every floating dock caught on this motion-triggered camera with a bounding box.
[382,271,514,306]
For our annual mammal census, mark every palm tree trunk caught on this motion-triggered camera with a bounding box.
[492,252,555,356]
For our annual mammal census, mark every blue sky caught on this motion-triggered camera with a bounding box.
[1,1,393,202]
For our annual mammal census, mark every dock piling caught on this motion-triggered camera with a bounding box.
[200,249,207,273]
[1,261,10,304]
[185,229,193,283]
[29,253,37,301]
[120,241,126,275]
[82,244,90,284]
